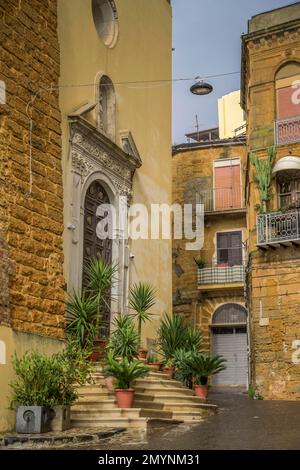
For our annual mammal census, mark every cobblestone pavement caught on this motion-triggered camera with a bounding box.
[58,388,300,450]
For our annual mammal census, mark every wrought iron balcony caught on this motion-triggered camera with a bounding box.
[275,115,300,145]
[257,209,300,247]
[198,186,245,213]
[197,263,245,288]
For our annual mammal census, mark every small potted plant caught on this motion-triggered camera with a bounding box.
[147,354,162,372]
[193,258,205,269]
[163,358,175,378]
[191,353,226,399]
[103,352,150,408]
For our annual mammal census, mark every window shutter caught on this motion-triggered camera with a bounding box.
[214,163,241,210]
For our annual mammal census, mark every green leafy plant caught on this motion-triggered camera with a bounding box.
[85,257,118,335]
[173,349,196,389]
[103,352,150,389]
[250,146,276,213]
[147,354,160,364]
[190,352,227,385]
[247,385,264,400]
[107,314,140,359]
[66,290,98,349]
[194,258,205,269]
[157,314,203,363]
[129,282,156,348]
[9,343,93,409]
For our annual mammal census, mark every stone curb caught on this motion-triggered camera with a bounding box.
[0,428,126,449]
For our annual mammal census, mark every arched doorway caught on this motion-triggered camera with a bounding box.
[83,180,112,337]
[211,303,248,386]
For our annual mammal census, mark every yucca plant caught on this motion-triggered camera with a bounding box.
[183,326,203,352]
[85,257,118,335]
[103,352,150,389]
[66,291,98,349]
[173,349,195,389]
[129,282,156,348]
[157,313,186,361]
[107,314,140,359]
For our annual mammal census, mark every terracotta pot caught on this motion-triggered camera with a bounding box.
[163,366,174,378]
[87,339,108,362]
[148,362,161,372]
[115,389,135,408]
[194,384,209,399]
[138,349,148,359]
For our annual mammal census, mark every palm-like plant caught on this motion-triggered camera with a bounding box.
[129,282,156,348]
[66,291,98,349]
[85,257,118,335]
[108,314,140,359]
[103,352,150,389]
[189,352,227,385]
[173,349,195,389]
[184,326,203,352]
[157,313,186,361]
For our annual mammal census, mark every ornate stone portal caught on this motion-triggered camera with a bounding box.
[67,115,142,320]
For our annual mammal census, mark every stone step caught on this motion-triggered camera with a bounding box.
[148,372,170,379]
[133,378,184,388]
[77,391,113,401]
[134,393,206,404]
[139,408,173,419]
[163,402,217,412]
[71,408,142,419]
[71,416,148,429]
[171,410,205,421]
[72,399,116,410]
[133,386,194,396]
[133,400,164,410]
[76,385,107,393]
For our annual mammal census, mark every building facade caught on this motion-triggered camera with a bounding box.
[242,2,300,399]
[172,135,248,386]
[0,0,172,431]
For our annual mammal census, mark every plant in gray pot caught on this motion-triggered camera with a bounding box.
[10,343,92,433]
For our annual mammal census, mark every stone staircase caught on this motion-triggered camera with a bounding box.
[71,367,217,429]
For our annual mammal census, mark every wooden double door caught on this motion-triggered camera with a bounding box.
[83,180,112,337]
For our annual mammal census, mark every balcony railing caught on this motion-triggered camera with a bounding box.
[197,263,245,286]
[257,209,300,246]
[275,115,300,145]
[198,187,245,213]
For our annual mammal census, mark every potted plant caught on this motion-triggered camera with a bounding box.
[162,358,175,378]
[85,258,118,360]
[147,354,162,372]
[189,352,227,399]
[103,352,150,408]
[193,258,205,269]
[10,344,93,433]
[129,282,156,359]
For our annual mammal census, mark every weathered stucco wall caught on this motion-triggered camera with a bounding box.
[58,0,172,342]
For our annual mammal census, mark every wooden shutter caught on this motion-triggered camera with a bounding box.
[214,162,241,210]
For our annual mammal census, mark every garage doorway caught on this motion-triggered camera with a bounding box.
[211,303,248,386]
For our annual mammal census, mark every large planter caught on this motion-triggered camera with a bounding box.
[50,405,71,432]
[16,406,52,434]
[163,366,174,378]
[194,384,209,399]
[115,389,135,408]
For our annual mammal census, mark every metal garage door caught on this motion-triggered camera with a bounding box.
[212,326,248,386]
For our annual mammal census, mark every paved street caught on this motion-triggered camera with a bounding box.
[63,388,300,450]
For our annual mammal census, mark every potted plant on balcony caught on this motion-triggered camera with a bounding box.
[129,282,156,359]
[103,352,150,408]
[194,258,205,269]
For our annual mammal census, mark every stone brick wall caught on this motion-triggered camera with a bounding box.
[243,19,300,398]
[0,0,65,338]
[172,143,247,343]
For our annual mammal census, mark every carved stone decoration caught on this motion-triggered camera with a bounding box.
[72,152,94,180]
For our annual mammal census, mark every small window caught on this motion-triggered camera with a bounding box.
[92,0,118,48]
[216,231,243,266]
[278,178,300,210]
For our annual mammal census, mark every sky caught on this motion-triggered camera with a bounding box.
[172,0,296,144]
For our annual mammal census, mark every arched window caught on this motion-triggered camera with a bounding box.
[97,75,116,141]
[212,303,247,325]
[275,62,300,120]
